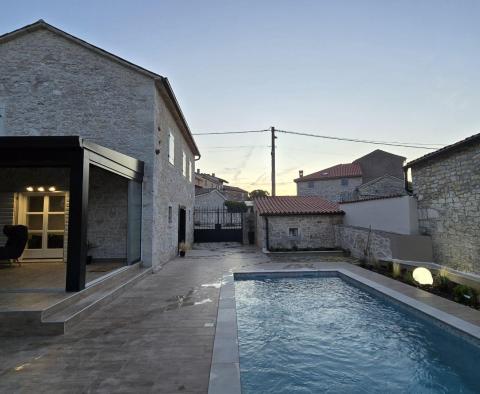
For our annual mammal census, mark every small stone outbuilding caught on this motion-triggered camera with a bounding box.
[254,196,344,251]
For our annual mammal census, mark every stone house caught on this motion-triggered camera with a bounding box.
[254,196,344,251]
[405,132,480,274]
[223,185,249,202]
[0,20,200,291]
[295,149,406,202]
[194,170,228,190]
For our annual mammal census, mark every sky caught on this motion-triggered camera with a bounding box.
[2,0,480,195]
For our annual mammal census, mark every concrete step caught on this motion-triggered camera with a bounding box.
[0,263,151,336]
[43,266,151,333]
[42,263,144,320]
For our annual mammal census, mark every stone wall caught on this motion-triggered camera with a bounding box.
[357,175,405,197]
[0,27,197,268]
[412,142,480,273]
[265,214,343,250]
[297,177,363,201]
[194,191,226,209]
[87,166,128,260]
[353,150,405,183]
[334,225,392,260]
[334,224,433,262]
[152,88,195,266]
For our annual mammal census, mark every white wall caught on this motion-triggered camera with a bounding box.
[341,196,419,235]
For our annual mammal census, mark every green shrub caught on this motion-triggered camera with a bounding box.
[434,275,453,293]
[453,285,478,307]
[402,271,416,286]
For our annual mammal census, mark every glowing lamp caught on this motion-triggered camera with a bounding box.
[48,186,56,192]
[37,187,45,192]
[412,267,433,285]
[26,186,34,192]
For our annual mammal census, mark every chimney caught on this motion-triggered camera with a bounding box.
[299,170,304,178]
[197,168,200,174]
[212,173,215,177]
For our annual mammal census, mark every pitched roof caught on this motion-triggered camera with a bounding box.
[405,132,480,168]
[339,193,406,204]
[354,149,406,163]
[195,173,229,184]
[223,185,248,193]
[254,196,343,216]
[294,163,362,182]
[0,20,200,157]
[195,188,226,199]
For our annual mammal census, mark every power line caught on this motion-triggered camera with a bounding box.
[275,129,442,150]
[192,129,268,136]
[193,127,443,150]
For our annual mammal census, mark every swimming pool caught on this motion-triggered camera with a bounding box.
[234,273,480,394]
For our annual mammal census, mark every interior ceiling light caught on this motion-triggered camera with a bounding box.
[48,186,56,192]
[26,186,34,192]
[37,187,45,192]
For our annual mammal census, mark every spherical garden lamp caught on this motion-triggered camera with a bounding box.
[412,267,433,285]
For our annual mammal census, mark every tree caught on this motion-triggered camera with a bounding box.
[249,189,269,200]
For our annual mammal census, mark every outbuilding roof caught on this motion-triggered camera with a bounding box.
[405,132,480,168]
[254,196,343,216]
[295,163,362,182]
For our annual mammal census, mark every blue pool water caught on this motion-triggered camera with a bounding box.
[235,275,480,394]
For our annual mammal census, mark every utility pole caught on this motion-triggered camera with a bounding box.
[271,126,277,196]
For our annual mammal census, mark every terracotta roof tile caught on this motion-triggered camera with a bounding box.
[254,196,344,216]
[294,163,362,182]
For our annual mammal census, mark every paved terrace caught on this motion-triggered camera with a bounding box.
[1,244,479,393]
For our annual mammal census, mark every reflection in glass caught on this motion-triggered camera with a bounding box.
[27,233,42,249]
[26,214,43,230]
[49,196,65,212]
[48,214,65,230]
[27,196,44,212]
[47,233,64,249]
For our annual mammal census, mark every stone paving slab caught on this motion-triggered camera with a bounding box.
[0,244,479,393]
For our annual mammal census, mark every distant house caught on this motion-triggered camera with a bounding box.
[254,196,344,251]
[194,170,228,190]
[405,132,480,274]
[295,149,406,202]
[194,188,226,209]
[223,185,249,202]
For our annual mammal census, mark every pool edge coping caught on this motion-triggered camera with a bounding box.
[207,267,480,394]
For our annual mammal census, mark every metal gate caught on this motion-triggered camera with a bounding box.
[194,207,243,243]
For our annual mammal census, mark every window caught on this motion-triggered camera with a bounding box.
[182,151,187,177]
[189,161,193,182]
[341,178,349,186]
[288,228,299,237]
[168,206,172,224]
[308,181,314,189]
[168,131,175,165]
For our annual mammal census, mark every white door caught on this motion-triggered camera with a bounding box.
[20,193,67,260]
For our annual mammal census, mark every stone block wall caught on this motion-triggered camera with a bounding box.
[87,166,128,260]
[357,176,405,198]
[266,214,343,250]
[0,27,197,269]
[152,88,195,267]
[412,142,480,273]
[334,225,392,260]
[334,224,433,263]
[297,177,362,201]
